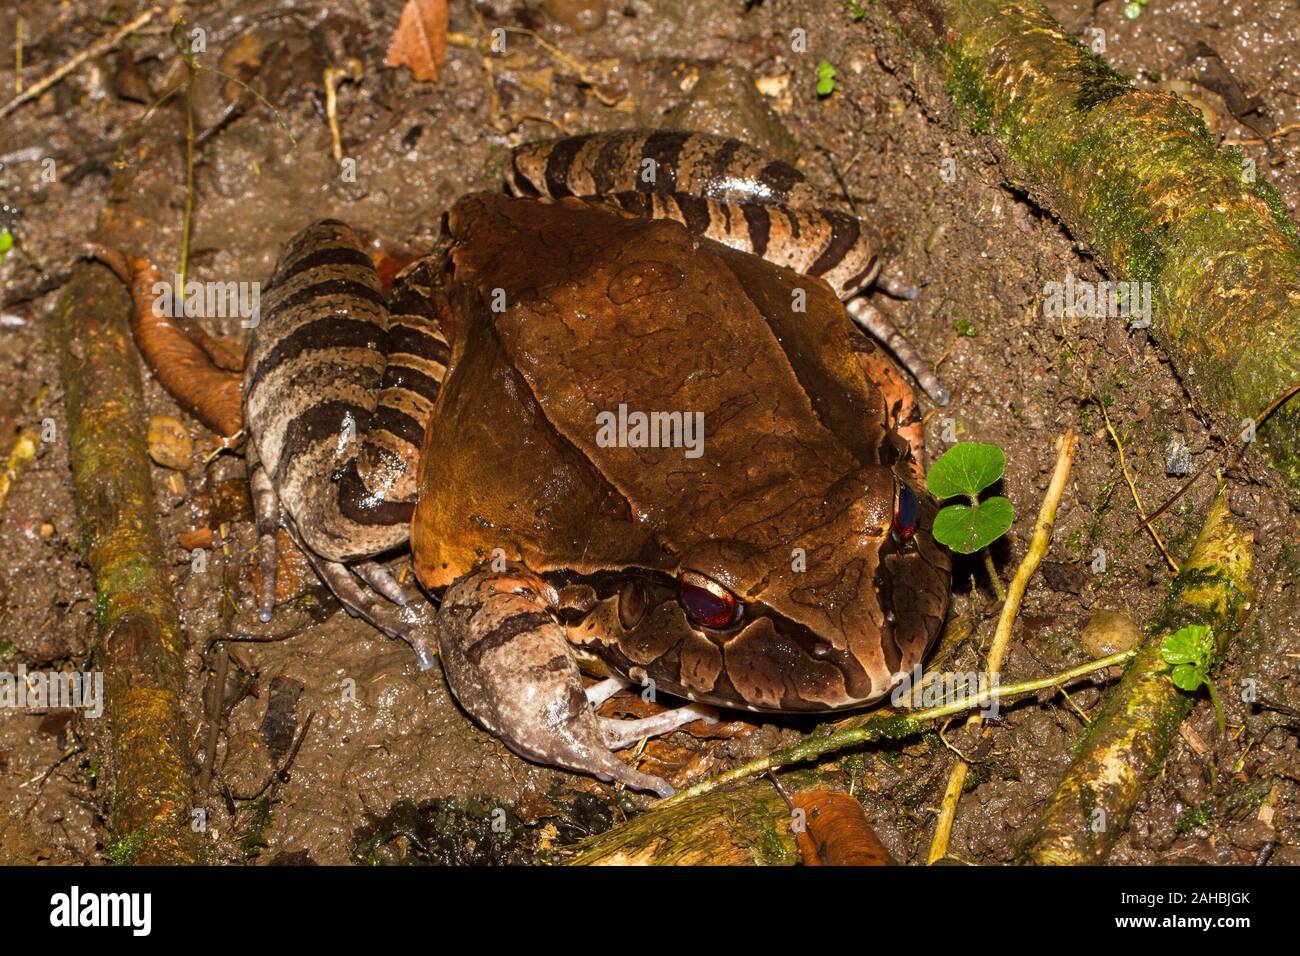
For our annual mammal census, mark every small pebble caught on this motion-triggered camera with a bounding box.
[1080,609,1144,657]
[38,522,54,538]
[147,415,193,470]
[543,0,606,32]
[1164,434,1192,477]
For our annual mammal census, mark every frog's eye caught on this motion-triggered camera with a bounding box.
[679,571,741,629]
[893,483,919,544]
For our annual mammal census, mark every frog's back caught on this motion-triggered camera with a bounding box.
[412,193,911,591]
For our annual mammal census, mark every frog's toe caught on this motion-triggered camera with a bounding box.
[248,463,282,622]
[875,274,920,300]
[597,703,720,750]
[354,560,407,606]
[585,676,632,708]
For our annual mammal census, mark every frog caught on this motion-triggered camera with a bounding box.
[240,130,952,796]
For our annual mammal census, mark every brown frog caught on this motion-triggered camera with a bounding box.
[242,130,952,796]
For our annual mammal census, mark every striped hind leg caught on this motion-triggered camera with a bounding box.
[244,221,445,651]
[507,130,947,404]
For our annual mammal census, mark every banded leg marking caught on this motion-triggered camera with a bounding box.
[509,130,949,403]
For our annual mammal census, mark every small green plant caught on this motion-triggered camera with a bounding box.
[1161,623,1225,731]
[927,443,1014,554]
[954,317,979,337]
[1123,0,1150,18]
[0,230,13,263]
[847,0,871,19]
[816,60,838,97]
[927,442,1015,598]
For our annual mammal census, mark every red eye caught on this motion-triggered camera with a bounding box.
[893,483,919,544]
[679,571,740,628]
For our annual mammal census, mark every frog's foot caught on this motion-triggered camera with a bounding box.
[294,542,437,670]
[437,563,675,797]
[584,675,720,747]
[598,704,719,751]
[846,297,949,407]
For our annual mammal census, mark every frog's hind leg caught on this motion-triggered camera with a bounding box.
[846,298,949,407]
[245,221,446,650]
[438,563,676,797]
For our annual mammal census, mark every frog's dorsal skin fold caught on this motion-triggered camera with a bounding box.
[239,130,953,792]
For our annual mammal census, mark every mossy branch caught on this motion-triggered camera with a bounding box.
[1025,486,1253,864]
[878,0,1300,489]
[48,118,202,864]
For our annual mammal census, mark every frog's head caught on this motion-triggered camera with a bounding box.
[565,461,951,712]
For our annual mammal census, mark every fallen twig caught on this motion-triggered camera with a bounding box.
[0,6,163,120]
[651,647,1133,812]
[928,430,1077,862]
[1099,400,1179,573]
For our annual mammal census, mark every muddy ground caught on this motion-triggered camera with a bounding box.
[0,0,1296,865]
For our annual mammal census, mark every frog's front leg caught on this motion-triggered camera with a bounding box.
[438,563,714,797]
[246,220,447,652]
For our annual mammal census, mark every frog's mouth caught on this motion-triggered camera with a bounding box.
[549,544,950,713]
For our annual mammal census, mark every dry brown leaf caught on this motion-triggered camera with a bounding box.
[385,0,449,83]
[630,740,714,790]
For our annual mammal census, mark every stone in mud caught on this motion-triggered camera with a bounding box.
[1079,608,1144,658]
[666,63,798,164]
[544,0,607,33]
[146,415,192,470]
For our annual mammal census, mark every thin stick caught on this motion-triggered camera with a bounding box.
[174,21,197,290]
[1139,380,1300,531]
[323,59,362,165]
[14,14,22,94]
[0,6,162,120]
[982,549,1007,602]
[653,648,1134,810]
[927,430,1077,862]
[1100,401,1179,573]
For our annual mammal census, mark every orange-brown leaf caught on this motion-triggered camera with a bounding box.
[385,0,449,83]
[87,244,244,437]
[790,791,895,866]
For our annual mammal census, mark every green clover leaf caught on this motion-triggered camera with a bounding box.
[931,496,1014,554]
[926,442,1006,500]
[816,61,837,97]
